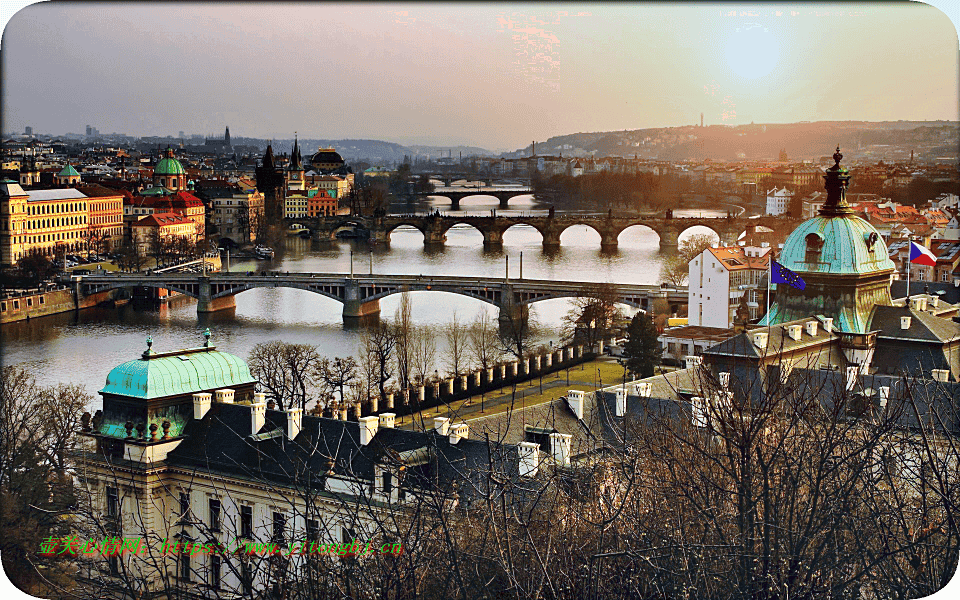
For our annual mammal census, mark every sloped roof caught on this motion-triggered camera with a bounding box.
[870,305,960,344]
[101,348,256,400]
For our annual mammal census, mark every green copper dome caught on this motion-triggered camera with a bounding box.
[58,164,80,177]
[154,148,186,176]
[778,214,894,277]
[100,349,256,400]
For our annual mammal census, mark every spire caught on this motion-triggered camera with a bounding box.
[818,146,854,217]
[289,134,303,171]
[262,144,275,169]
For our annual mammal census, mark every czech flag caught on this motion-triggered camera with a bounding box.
[909,241,937,267]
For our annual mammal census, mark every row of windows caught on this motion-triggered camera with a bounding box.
[0,295,45,312]
[25,216,86,229]
[26,202,87,215]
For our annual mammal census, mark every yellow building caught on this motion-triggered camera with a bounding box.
[0,180,92,265]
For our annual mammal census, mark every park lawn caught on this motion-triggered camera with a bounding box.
[397,358,630,427]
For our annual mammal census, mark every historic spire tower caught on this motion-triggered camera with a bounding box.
[286,134,305,191]
[255,145,286,224]
[760,147,894,333]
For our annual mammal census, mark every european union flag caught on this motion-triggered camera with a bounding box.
[771,260,805,290]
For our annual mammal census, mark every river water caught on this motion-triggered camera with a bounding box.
[1,193,724,397]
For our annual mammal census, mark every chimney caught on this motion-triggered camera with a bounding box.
[845,366,859,392]
[216,388,235,404]
[684,355,702,369]
[787,324,802,341]
[752,331,768,349]
[879,386,890,409]
[433,417,449,436]
[449,423,469,444]
[900,316,912,330]
[250,399,266,434]
[518,442,539,477]
[930,297,940,308]
[286,407,302,440]
[193,392,212,420]
[932,369,950,382]
[823,317,834,333]
[615,388,627,417]
[690,396,707,428]
[719,372,730,389]
[910,297,927,312]
[804,321,819,337]
[549,432,572,466]
[378,413,395,429]
[359,416,379,446]
[566,390,585,420]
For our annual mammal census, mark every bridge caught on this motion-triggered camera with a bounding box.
[65,271,688,324]
[292,213,801,251]
[409,186,534,210]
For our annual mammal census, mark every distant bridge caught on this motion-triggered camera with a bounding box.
[410,186,534,210]
[291,213,800,251]
[65,272,688,323]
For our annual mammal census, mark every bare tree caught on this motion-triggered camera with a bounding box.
[410,325,437,387]
[393,292,414,390]
[443,310,469,378]
[248,341,323,410]
[360,323,396,409]
[319,357,358,408]
[469,309,502,372]
[561,282,622,348]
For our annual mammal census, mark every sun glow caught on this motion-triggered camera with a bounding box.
[725,24,779,79]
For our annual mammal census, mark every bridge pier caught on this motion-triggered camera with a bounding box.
[423,228,447,246]
[197,278,236,313]
[498,303,529,333]
[369,228,391,245]
[483,229,504,249]
[450,198,461,211]
[600,232,619,252]
[343,280,381,321]
[498,196,511,209]
[659,228,679,252]
[542,231,561,250]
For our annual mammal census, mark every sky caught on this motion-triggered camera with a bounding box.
[1,2,958,151]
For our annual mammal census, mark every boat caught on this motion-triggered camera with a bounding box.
[254,245,275,259]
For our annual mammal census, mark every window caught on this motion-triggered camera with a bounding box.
[241,562,253,595]
[293,518,314,546]
[341,526,356,544]
[240,505,252,539]
[179,492,190,522]
[382,471,393,495]
[272,511,286,542]
[108,554,120,577]
[179,553,191,582]
[208,498,221,532]
[26,298,32,307]
[106,487,119,518]
[209,555,221,590]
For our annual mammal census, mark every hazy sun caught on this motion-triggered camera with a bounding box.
[725,24,779,79]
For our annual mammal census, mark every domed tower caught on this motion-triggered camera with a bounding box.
[760,147,894,334]
[153,147,187,191]
[56,164,81,186]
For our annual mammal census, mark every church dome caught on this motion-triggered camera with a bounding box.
[310,148,344,166]
[154,148,186,176]
[101,347,255,400]
[778,214,894,277]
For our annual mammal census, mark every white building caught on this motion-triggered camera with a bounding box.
[688,245,771,329]
[765,187,794,216]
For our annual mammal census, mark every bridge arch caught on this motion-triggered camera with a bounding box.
[616,223,662,246]
[500,222,547,244]
[676,224,722,246]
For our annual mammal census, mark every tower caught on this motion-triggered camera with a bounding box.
[760,147,894,333]
[224,126,231,148]
[256,145,286,223]
[286,135,305,191]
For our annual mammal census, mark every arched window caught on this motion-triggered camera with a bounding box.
[805,232,824,262]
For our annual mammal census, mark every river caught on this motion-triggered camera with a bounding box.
[1,193,725,396]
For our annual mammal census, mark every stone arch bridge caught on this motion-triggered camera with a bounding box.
[291,214,800,251]
[65,272,687,323]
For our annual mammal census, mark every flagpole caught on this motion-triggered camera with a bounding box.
[906,240,911,301]
[767,256,772,331]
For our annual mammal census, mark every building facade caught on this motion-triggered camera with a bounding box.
[688,245,771,329]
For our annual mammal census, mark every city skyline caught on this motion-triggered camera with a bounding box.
[1,2,958,151]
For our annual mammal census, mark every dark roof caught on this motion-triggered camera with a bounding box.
[890,280,960,305]
[164,403,536,502]
[870,305,960,343]
[704,316,839,360]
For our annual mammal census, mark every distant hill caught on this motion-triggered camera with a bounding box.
[509,121,960,162]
